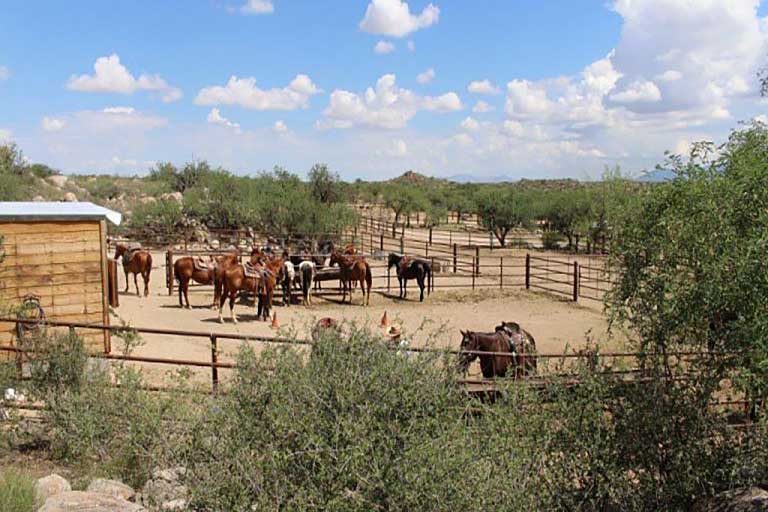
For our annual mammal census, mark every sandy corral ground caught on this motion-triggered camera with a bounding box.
[108,251,625,387]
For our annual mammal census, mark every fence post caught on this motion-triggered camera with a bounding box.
[573,261,579,302]
[400,237,404,255]
[449,231,452,246]
[380,234,384,252]
[453,244,458,274]
[468,231,472,246]
[500,256,503,289]
[210,335,219,394]
[429,227,433,246]
[472,257,476,290]
[430,257,435,293]
[475,246,480,275]
[167,250,173,296]
[425,241,429,257]
[525,253,530,289]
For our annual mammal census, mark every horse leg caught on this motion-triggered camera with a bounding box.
[184,281,191,309]
[143,269,150,297]
[217,289,227,323]
[134,273,140,296]
[418,274,425,302]
[123,269,130,293]
[230,293,238,324]
[178,277,185,307]
[403,278,408,299]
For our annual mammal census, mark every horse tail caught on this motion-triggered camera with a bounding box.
[146,252,153,274]
[365,262,373,291]
[424,261,432,295]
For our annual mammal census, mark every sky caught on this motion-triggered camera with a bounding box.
[1,0,767,180]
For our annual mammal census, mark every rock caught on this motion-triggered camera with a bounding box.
[63,192,78,202]
[139,467,188,511]
[161,191,183,203]
[33,195,45,202]
[34,474,71,503]
[37,491,145,511]
[705,487,768,512]
[86,478,135,501]
[47,175,68,187]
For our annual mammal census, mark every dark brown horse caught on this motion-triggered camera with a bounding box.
[329,251,372,306]
[458,326,537,378]
[387,253,431,302]
[173,256,214,309]
[114,243,152,297]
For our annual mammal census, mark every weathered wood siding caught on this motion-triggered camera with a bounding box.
[0,221,110,353]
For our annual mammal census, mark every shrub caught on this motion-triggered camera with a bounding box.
[0,469,37,512]
[541,230,564,250]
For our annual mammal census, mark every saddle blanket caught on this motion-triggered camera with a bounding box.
[244,262,262,279]
[193,257,211,272]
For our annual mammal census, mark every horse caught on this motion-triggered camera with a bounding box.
[387,253,432,302]
[298,260,316,305]
[329,251,372,306]
[282,261,297,306]
[458,326,537,379]
[173,256,215,308]
[114,243,152,297]
[218,258,275,323]
[212,248,241,310]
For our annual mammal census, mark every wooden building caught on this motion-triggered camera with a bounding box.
[0,202,122,354]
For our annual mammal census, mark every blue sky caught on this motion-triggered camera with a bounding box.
[1,0,767,180]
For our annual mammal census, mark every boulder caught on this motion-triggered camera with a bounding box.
[34,474,71,504]
[47,175,68,187]
[86,478,135,501]
[62,192,77,202]
[37,491,145,511]
[138,467,188,511]
[705,487,768,512]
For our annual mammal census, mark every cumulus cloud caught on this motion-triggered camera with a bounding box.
[78,107,168,131]
[377,138,408,157]
[207,108,241,133]
[41,117,66,132]
[240,0,274,14]
[460,116,480,131]
[322,74,462,129]
[273,120,288,133]
[195,74,321,110]
[416,68,435,84]
[374,40,395,54]
[468,79,500,95]
[0,66,8,81]
[472,100,494,113]
[66,54,182,102]
[359,0,440,37]
[609,80,662,104]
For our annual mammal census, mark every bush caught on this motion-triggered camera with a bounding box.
[0,469,37,512]
[541,230,564,250]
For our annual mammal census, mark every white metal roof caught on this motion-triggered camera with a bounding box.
[0,202,122,225]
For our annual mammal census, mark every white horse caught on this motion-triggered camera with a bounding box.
[298,260,316,305]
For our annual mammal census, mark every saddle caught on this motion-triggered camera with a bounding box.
[496,322,529,355]
[193,257,211,272]
[244,261,262,279]
[124,244,143,265]
[398,256,414,273]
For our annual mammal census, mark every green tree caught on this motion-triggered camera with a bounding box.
[475,187,532,247]
[383,184,427,237]
[308,163,341,204]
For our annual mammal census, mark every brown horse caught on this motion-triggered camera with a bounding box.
[458,326,537,379]
[218,255,279,323]
[212,249,241,309]
[114,243,152,297]
[329,251,372,306]
[173,256,214,309]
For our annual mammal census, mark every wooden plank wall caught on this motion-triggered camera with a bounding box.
[0,221,109,354]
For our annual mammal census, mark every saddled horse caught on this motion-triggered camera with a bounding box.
[458,325,537,378]
[114,243,152,297]
[218,257,275,323]
[329,251,372,306]
[173,255,215,308]
[212,248,241,309]
[387,253,431,302]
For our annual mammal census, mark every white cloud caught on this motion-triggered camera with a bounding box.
[468,79,500,95]
[273,120,288,133]
[416,68,435,84]
[66,54,182,102]
[374,40,395,54]
[378,138,408,157]
[472,100,494,113]
[359,0,440,37]
[41,117,66,132]
[460,116,480,132]
[78,107,168,131]
[0,66,8,81]
[195,74,321,111]
[502,120,524,137]
[609,80,662,104]
[111,156,156,169]
[207,108,241,133]
[505,80,552,117]
[322,74,462,129]
[240,0,274,14]
[655,70,682,82]
[407,40,416,52]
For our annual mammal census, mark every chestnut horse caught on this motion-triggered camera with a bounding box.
[218,255,280,323]
[173,256,214,309]
[329,251,372,306]
[114,243,152,297]
[458,325,537,379]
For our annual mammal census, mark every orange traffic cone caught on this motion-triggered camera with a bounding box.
[271,312,279,329]
[380,311,389,328]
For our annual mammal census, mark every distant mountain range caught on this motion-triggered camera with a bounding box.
[635,168,676,182]
[389,169,675,185]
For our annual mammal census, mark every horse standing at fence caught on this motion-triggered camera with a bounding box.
[329,251,372,306]
[114,243,152,297]
[173,255,215,308]
[218,255,275,323]
[298,260,316,305]
[458,326,537,379]
[387,253,431,302]
[212,248,241,310]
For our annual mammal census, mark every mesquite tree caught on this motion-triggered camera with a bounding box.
[474,188,532,247]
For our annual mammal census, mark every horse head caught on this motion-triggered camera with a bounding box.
[387,252,402,270]
[458,330,477,374]
[113,243,126,260]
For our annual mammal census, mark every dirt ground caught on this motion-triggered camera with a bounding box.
[109,251,624,386]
